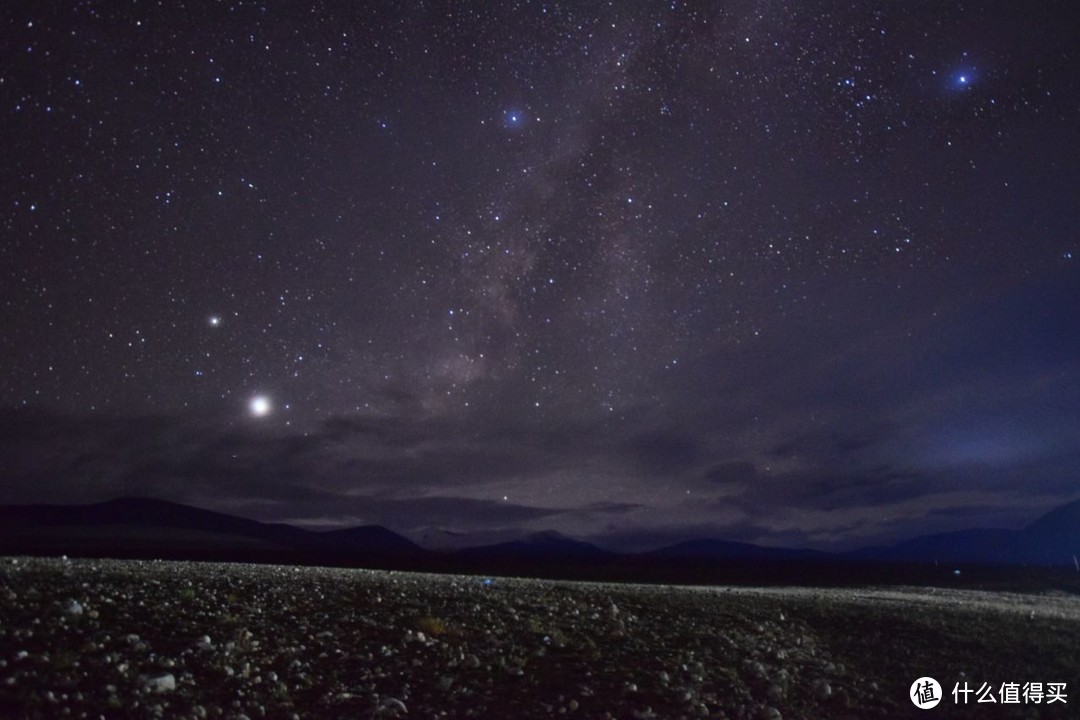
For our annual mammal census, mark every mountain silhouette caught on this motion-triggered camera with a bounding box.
[851,498,1080,567]
[647,539,831,562]
[1,496,1077,578]
[457,530,613,560]
[0,497,423,561]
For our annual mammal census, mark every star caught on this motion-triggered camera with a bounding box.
[502,109,525,129]
[208,316,222,327]
[248,395,272,417]
[950,69,976,90]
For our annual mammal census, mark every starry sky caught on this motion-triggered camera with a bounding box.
[2,1,1078,551]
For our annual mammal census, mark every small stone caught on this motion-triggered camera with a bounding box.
[64,600,84,616]
[142,673,176,693]
[379,697,407,715]
[812,679,832,700]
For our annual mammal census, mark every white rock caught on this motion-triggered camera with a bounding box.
[378,697,407,715]
[142,673,176,693]
[64,600,84,616]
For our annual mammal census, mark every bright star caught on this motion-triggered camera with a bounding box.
[208,315,222,327]
[950,68,976,90]
[502,109,525,129]
[249,395,272,417]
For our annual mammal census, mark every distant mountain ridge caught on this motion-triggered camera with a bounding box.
[647,538,832,562]
[457,530,614,560]
[849,498,1080,567]
[0,496,424,562]
[1,496,1078,572]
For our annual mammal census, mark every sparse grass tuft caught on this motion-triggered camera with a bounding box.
[415,615,449,636]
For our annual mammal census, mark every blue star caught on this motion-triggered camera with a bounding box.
[502,109,525,129]
[950,68,976,90]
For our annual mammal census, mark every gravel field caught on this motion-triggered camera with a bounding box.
[1,557,1077,719]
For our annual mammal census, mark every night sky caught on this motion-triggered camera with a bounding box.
[2,1,1078,551]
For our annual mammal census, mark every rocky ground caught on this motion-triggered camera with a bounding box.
[0,557,1077,719]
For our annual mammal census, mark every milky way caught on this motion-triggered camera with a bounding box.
[1,2,1078,549]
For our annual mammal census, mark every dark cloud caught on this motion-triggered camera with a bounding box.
[704,462,760,486]
[731,468,935,513]
[769,429,887,466]
[624,432,703,474]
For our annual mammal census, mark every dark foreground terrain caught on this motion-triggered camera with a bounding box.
[0,558,1076,719]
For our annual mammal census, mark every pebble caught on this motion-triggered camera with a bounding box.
[141,673,176,693]
[812,679,832,700]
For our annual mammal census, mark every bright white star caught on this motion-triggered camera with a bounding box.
[503,109,524,129]
[249,395,271,417]
[208,315,222,327]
